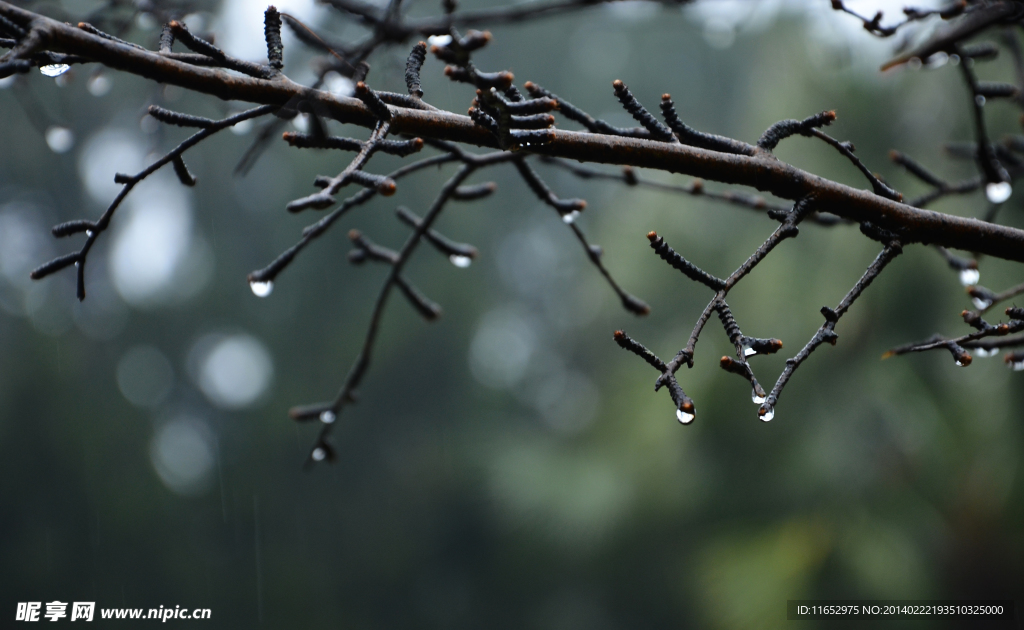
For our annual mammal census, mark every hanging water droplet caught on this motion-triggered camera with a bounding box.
[427,34,453,47]
[1010,360,1024,372]
[743,344,756,357]
[249,280,273,298]
[561,210,580,224]
[231,118,253,136]
[311,447,326,461]
[319,410,336,424]
[972,297,992,310]
[751,389,766,404]
[958,268,980,286]
[975,94,987,107]
[39,64,70,77]
[955,359,965,367]
[975,348,997,358]
[675,408,694,424]
[85,230,94,237]
[449,254,472,268]
[759,405,774,422]
[986,181,1012,204]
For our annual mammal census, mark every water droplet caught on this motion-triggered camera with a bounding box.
[427,34,453,47]
[975,94,987,107]
[86,230,94,237]
[986,181,1012,204]
[1012,360,1024,371]
[0,75,15,89]
[561,210,580,224]
[975,348,997,358]
[752,389,766,404]
[311,447,326,461]
[249,280,273,298]
[743,345,756,357]
[39,64,70,77]
[449,254,472,268]
[959,268,980,286]
[955,359,965,367]
[231,118,253,136]
[907,57,923,70]
[759,405,774,422]
[45,126,74,154]
[319,410,336,424]
[973,297,992,310]
[675,408,694,424]
[87,73,112,97]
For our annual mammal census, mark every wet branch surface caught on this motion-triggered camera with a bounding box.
[3,3,1023,258]
[4,0,1024,462]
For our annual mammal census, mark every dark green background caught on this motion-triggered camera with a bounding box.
[1,1,1022,627]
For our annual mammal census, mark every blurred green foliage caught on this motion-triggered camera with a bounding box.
[1,1,1022,628]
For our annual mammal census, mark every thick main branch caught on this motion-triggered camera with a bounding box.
[3,2,1023,262]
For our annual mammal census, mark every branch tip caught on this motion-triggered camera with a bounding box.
[264,6,284,71]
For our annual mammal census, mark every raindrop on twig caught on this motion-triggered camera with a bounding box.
[449,254,472,268]
[40,64,70,77]
[249,280,273,298]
